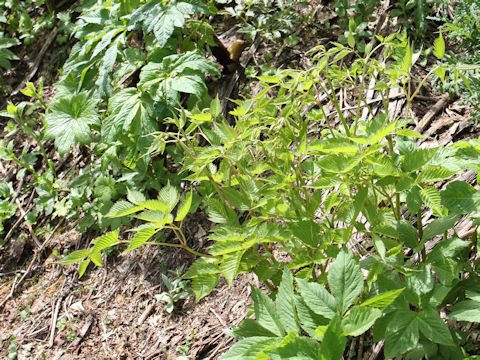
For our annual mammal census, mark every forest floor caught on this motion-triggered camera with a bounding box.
[1,1,480,359]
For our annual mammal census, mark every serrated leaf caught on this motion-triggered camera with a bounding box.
[184,258,219,278]
[420,186,442,214]
[320,316,346,360]
[134,211,173,225]
[418,308,454,345]
[342,306,382,336]
[45,93,99,156]
[394,220,418,249]
[361,288,404,309]
[395,129,426,138]
[251,286,285,337]
[441,181,480,214]
[418,166,456,183]
[219,336,282,360]
[206,198,237,224]
[294,295,330,337]
[384,310,419,358]
[192,273,219,301]
[127,188,146,204]
[122,226,157,253]
[91,230,119,253]
[138,199,170,212]
[220,251,243,287]
[316,154,362,173]
[78,259,90,278]
[106,200,143,217]
[158,184,179,212]
[422,214,460,240]
[287,220,321,248]
[296,278,337,319]
[233,319,279,338]
[56,249,91,265]
[276,269,300,334]
[447,300,480,322]
[327,249,363,314]
[90,251,103,267]
[175,190,193,221]
[402,148,438,172]
[267,336,322,359]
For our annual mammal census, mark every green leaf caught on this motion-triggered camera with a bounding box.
[251,286,285,336]
[276,269,301,334]
[138,199,170,212]
[320,316,346,360]
[219,336,282,360]
[78,259,90,278]
[220,251,243,287]
[192,273,220,301]
[127,188,146,204]
[294,295,330,337]
[394,220,418,249]
[122,226,157,253]
[433,32,445,59]
[267,336,322,359]
[402,148,437,172]
[417,166,456,183]
[206,198,237,224]
[296,278,337,319]
[422,214,460,241]
[418,308,454,345]
[342,306,382,336]
[91,230,119,253]
[175,190,193,221]
[360,288,404,309]
[89,251,103,267]
[158,184,179,212]
[384,310,419,358]
[420,186,442,215]
[327,249,363,314]
[287,221,321,248]
[441,181,480,214]
[233,319,279,338]
[45,93,99,156]
[106,200,142,217]
[134,211,173,225]
[184,258,219,278]
[447,300,480,322]
[57,249,91,265]
[316,154,362,173]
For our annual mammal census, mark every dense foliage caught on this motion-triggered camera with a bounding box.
[3,0,480,358]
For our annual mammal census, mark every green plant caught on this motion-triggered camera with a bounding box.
[8,337,17,360]
[156,265,192,313]
[217,0,308,43]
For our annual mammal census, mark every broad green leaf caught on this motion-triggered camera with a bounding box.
[360,288,404,309]
[327,249,363,313]
[266,336,322,359]
[316,154,362,173]
[394,220,418,249]
[406,186,422,214]
[402,148,438,172]
[342,306,382,336]
[220,251,243,287]
[122,226,157,253]
[138,199,170,212]
[78,259,90,278]
[418,308,454,345]
[219,336,282,360]
[45,93,99,156]
[158,184,179,212]
[106,200,142,217]
[417,166,456,183]
[233,319,279,338]
[420,186,442,215]
[433,32,445,59]
[258,75,280,83]
[210,96,221,117]
[57,249,91,265]
[89,251,103,267]
[287,220,321,248]
[184,258,219,278]
[91,230,119,253]
[320,316,346,360]
[441,181,480,214]
[192,273,220,301]
[401,41,413,73]
[127,188,146,204]
[447,300,480,322]
[296,278,337,319]
[175,190,193,221]
[308,176,343,189]
[251,286,285,336]
[308,139,358,154]
[134,211,173,225]
[384,310,419,358]
[276,269,300,334]
[294,295,330,337]
[422,214,460,240]
[395,129,426,138]
[206,198,237,224]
